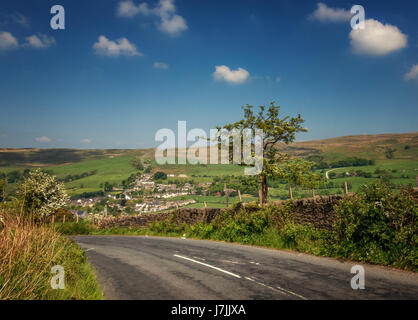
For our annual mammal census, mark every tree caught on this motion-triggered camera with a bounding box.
[103,181,113,192]
[19,169,69,221]
[153,171,167,180]
[130,158,144,171]
[385,147,396,159]
[218,102,321,204]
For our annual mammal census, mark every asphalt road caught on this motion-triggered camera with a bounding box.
[73,235,418,300]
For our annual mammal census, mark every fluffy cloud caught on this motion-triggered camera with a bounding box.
[117,0,188,35]
[0,31,18,50]
[93,35,143,57]
[117,0,142,17]
[404,64,418,81]
[1,32,56,51]
[35,136,52,142]
[349,19,407,56]
[213,65,250,84]
[80,139,91,144]
[153,61,169,69]
[24,34,56,48]
[308,2,352,23]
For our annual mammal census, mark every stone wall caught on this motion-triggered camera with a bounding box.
[99,195,345,230]
[99,207,221,229]
[282,195,342,230]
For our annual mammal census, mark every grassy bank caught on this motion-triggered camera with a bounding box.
[0,213,103,300]
[59,182,417,272]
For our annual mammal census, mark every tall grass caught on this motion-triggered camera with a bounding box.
[0,208,103,300]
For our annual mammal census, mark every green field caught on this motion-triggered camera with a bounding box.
[1,132,416,200]
[52,156,138,196]
[0,155,139,197]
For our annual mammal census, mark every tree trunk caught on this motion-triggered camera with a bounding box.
[259,174,268,205]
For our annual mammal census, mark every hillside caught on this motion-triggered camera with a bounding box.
[0,132,416,198]
[284,132,418,161]
[1,132,416,167]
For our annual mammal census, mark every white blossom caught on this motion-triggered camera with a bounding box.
[20,169,69,219]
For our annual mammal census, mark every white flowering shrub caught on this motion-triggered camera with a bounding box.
[19,169,69,220]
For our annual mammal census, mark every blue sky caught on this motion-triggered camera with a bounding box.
[0,0,417,149]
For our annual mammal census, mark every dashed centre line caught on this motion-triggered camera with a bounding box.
[174,254,241,278]
[173,254,308,300]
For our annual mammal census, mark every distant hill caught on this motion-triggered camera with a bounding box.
[0,148,152,167]
[0,132,416,167]
[284,132,418,161]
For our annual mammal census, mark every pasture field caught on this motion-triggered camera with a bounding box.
[0,155,139,197]
[0,132,416,200]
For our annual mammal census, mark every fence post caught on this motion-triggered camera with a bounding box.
[289,186,293,200]
[344,181,348,195]
[312,189,315,197]
[238,189,242,202]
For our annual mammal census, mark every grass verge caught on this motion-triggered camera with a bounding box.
[0,213,103,300]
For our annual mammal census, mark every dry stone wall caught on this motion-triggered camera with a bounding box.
[99,195,344,230]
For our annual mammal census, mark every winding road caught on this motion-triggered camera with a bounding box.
[73,235,418,300]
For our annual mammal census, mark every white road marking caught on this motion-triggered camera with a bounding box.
[193,256,206,261]
[276,286,308,300]
[85,248,95,252]
[220,259,241,265]
[245,276,307,299]
[174,254,308,300]
[245,277,289,297]
[174,254,241,279]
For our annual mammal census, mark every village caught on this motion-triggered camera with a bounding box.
[68,173,213,218]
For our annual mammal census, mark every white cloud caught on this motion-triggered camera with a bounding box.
[117,0,188,35]
[213,65,250,84]
[159,13,187,35]
[153,61,169,69]
[117,0,149,17]
[404,64,418,81]
[0,31,18,50]
[80,139,91,144]
[276,77,281,83]
[308,2,352,23]
[24,34,56,49]
[117,0,140,17]
[93,35,143,57]
[35,136,52,142]
[349,19,407,56]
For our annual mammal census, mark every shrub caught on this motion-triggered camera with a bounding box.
[332,181,417,270]
[18,169,69,221]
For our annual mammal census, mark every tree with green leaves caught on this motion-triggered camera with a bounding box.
[384,147,396,159]
[130,158,144,171]
[218,102,322,204]
[153,171,167,180]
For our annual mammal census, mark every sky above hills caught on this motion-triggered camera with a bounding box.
[0,0,417,149]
